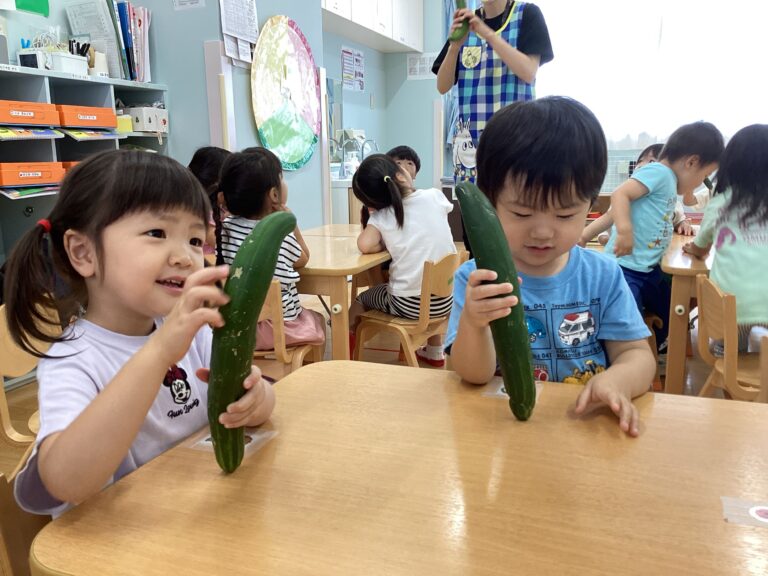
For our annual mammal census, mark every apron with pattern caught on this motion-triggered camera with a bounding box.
[453,1,534,183]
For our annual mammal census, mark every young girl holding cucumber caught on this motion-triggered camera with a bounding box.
[5,150,275,517]
[218,148,325,350]
[446,97,656,436]
[350,154,457,366]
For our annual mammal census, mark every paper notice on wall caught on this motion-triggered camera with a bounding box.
[341,45,364,92]
[219,0,258,44]
[173,0,205,10]
[407,52,438,80]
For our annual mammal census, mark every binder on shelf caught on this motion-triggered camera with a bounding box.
[0,162,65,187]
[0,100,60,127]
[0,185,59,200]
[60,128,120,141]
[0,127,64,140]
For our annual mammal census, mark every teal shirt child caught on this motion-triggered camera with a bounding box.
[693,190,768,325]
[604,162,677,272]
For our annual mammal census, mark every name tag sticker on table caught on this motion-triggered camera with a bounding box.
[483,378,543,400]
[193,427,278,457]
[721,496,768,528]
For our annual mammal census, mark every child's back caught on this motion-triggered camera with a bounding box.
[685,124,768,349]
[218,148,323,349]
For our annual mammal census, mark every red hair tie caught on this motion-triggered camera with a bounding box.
[37,219,51,233]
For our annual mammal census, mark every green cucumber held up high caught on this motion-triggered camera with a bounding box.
[208,210,296,472]
[449,0,469,42]
[455,182,536,421]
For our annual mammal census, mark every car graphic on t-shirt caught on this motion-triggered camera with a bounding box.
[525,316,547,343]
[558,311,596,346]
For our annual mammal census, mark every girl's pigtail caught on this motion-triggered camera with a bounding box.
[4,220,63,356]
[385,175,405,228]
[209,188,225,266]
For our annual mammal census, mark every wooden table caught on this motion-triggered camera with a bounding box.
[661,234,713,394]
[299,235,389,360]
[31,362,768,576]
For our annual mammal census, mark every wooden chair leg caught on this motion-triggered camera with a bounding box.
[698,370,718,398]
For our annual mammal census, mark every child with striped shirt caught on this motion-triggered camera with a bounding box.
[218,148,324,349]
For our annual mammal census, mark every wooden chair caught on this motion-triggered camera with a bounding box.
[353,253,460,367]
[758,336,768,404]
[0,305,45,447]
[643,313,663,387]
[0,444,50,576]
[252,281,325,379]
[695,275,761,400]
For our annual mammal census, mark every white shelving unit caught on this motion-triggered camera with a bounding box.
[0,64,168,263]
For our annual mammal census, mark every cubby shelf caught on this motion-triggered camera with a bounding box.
[0,64,168,262]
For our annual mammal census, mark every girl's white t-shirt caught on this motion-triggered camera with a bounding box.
[368,188,456,297]
[14,319,211,517]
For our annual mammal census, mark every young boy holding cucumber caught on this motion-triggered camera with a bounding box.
[446,97,656,436]
[6,151,275,517]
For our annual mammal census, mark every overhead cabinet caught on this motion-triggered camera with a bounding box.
[322,0,423,53]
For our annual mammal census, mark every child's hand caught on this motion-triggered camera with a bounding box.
[682,241,709,259]
[196,365,276,428]
[598,232,610,246]
[675,220,695,236]
[462,269,518,330]
[574,376,640,436]
[153,266,230,366]
[613,231,634,256]
[449,9,474,44]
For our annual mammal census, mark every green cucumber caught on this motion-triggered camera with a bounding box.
[456,182,536,421]
[208,211,296,472]
[449,0,469,42]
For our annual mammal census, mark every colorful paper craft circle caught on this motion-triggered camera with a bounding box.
[251,16,320,170]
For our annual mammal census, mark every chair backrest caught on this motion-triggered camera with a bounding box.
[413,253,461,333]
[759,336,768,403]
[256,280,290,364]
[0,445,50,576]
[696,274,738,372]
[1,305,47,446]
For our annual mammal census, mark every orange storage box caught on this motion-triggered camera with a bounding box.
[0,100,60,126]
[56,104,117,129]
[61,161,80,170]
[0,162,65,187]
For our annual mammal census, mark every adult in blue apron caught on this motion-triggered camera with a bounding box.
[433,0,554,184]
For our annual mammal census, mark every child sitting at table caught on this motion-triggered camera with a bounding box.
[683,124,768,352]
[218,147,325,350]
[581,144,694,247]
[351,153,456,366]
[188,146,231,263]
[446,96,655,436]
[387,145,421,181]
[5,150,275,517]
[597,122,724,353]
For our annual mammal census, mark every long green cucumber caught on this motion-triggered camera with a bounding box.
[448,0,469,42]
[208,211,296,472]
[456,182,536,421]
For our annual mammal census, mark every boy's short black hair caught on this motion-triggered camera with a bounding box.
[659,121,724,166]
[386,145,421,173]
[637,143,663,164]
[476,96,607,208]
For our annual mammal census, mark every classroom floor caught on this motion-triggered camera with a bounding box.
[1,290,715,477]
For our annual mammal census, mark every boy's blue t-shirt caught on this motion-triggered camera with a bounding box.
[445,247,650,383]
[604,162,678,273]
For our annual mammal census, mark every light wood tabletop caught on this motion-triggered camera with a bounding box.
[31,361,768,576]
[303,224,362,237]
[299,236,389,360]
[661,233,714,394]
